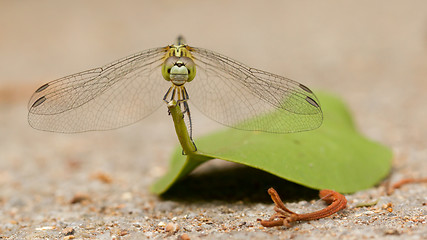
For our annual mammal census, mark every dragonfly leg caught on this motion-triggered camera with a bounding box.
[182,101,192,139]
[182,100,197,151]
[163,86,173,103]
[163,87,173,115]
[177,101,184,119]
[180,87,197,151]
[179,101,197,155]
[179,87,190,113]
[178,87,191,135]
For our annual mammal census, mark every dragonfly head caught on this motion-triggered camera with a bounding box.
[162,56,196,86]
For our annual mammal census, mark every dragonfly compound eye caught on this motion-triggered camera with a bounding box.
[162,56,196,85]
[161,56,179,81]
[180,57,196,82]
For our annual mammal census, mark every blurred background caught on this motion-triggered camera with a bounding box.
[0,0,426,236]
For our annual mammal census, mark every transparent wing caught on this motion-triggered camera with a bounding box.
[28,47,170,133]
[187,47,323,133]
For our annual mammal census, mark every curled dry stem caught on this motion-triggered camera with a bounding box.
[387,177,427,195]
[258,188,347,228]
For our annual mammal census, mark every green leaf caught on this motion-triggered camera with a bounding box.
[151,92,392,194]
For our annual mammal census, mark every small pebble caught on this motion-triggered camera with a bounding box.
[119,230,129,236]
[165,222,179,236]
[70,193,91,204]
[384,229,400,235]
[121,192,133,200]
[91,171,113,184]
[165,222,179,233]
[364,210,374,215]
[179,233,190,240]
[35,226,56,231]
[62,227,75,236]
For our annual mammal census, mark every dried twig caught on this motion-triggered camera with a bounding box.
[387,177,427,195]
[258,188,347,227]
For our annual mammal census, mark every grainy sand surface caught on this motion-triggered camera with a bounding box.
[1,1,426,239]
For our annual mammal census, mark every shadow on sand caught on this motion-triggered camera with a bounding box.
[160,160,318,203]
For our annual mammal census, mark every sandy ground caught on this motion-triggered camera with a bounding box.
[0,1,426,239]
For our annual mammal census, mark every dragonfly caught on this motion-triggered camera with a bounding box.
[28,37,323,149]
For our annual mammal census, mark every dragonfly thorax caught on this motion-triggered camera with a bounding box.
[162,56,196,86]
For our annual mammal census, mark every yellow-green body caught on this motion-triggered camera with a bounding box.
[161,45,196,85]
[161,43,199,151]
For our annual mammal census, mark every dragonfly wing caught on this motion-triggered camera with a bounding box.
[187,47,323,133]
[28,47,170,133]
